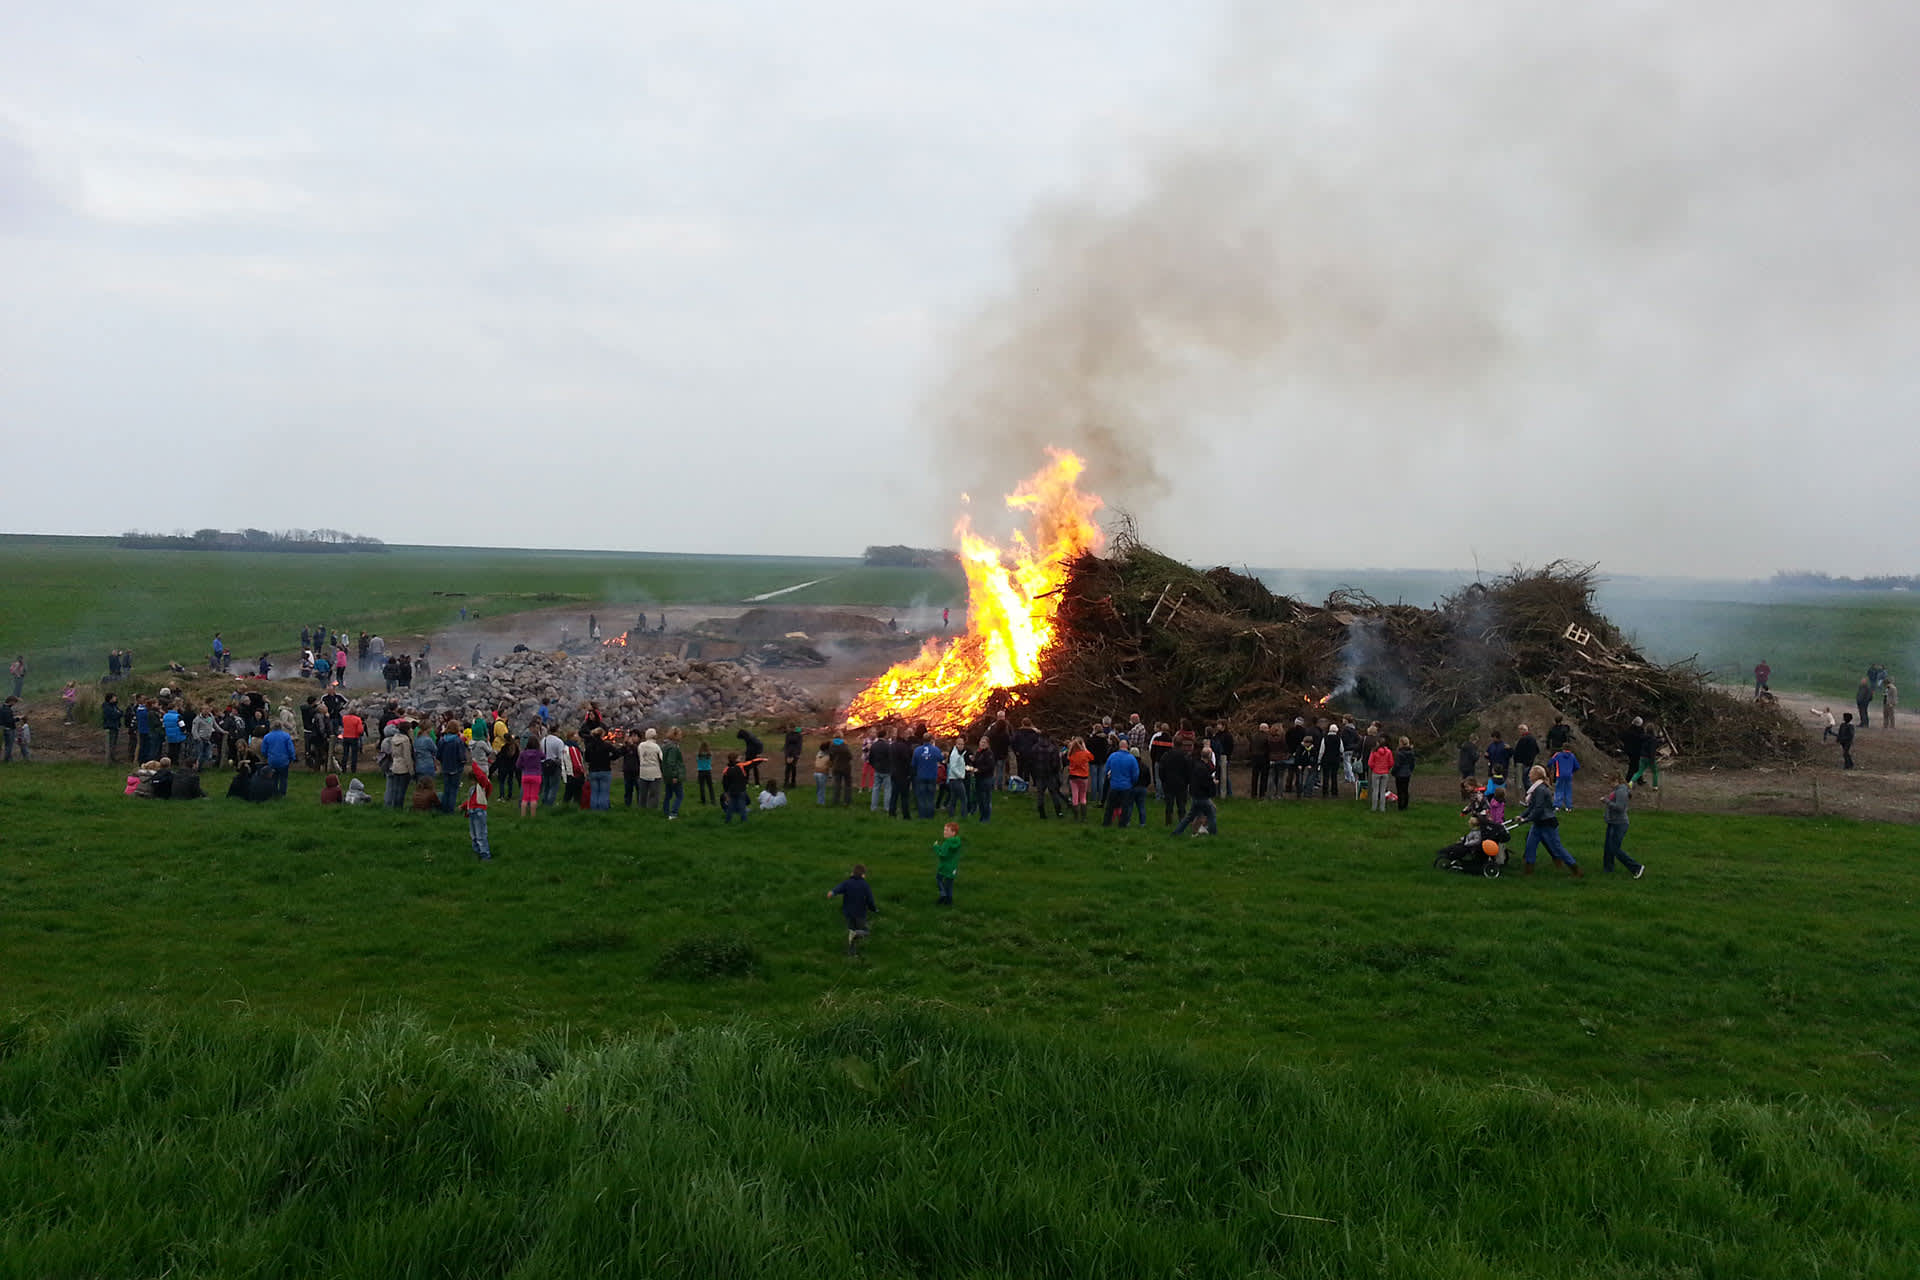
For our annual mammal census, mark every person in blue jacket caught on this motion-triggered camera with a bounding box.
[911,735,943,818]
[1101,746,1142,827]
[260,726,297,796]
[437,724,470,813]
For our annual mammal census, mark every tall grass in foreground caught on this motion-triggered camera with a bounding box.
[1,1006,1913,1278]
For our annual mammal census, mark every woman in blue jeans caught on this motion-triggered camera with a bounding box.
[1519,765,1581,877]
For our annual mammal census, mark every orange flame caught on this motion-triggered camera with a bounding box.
[602,632,628,647]
[847,450,1103,733]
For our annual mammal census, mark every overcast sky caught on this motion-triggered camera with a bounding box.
[4,2,1916,577]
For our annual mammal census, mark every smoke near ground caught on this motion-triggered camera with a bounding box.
[934,0,1920,575]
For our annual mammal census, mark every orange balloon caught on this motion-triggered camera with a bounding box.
[1481,839,1500,856]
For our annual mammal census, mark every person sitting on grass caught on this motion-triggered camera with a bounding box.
[319,773,344,805]
[343,778,371,805]
[411,778,439,812]
[932,821,962,906]
[1519,764,1581,877]
[758,780,788,811]
[828,864,877,956]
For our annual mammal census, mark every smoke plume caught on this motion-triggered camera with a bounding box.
[932,0,1920,560]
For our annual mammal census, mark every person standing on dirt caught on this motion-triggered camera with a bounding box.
[782,725,803,789]
[1628,722,1661,790]
[1545,716,1572,753]
[736,728,764,784]
[1247,723,1271,800]
[1835,712,1857,769]
[1856,677,1874,731]
[1753,660,1771,697]
[8,655,25,698]
[1883,678,1898,729]
[1511,724,1540,785]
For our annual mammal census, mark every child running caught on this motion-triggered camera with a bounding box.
[1601,772,1645,878]
[828,864,877,956]
[932,821,962,906]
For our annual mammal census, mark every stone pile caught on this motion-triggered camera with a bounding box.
[351,647,823,730]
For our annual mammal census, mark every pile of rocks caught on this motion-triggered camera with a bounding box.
[351,647,823,730]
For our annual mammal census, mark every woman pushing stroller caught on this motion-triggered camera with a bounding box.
[1517,765,1582,877]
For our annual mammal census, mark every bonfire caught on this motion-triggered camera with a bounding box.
[846,449,1104,732]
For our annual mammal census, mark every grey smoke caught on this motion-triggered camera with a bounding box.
[933,0,1920,574]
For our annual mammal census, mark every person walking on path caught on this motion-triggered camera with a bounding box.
[1883,678,1898,729]
[8,655,25,698]
[1856,677,1874,731]
[1836,712,1857,770]
[1366,740,1395,812]
[1391,737,1416,811]
[828,865,876,956]
[1628,722,1661,790]
[1600,773,1644,877]
[1519,765,1581,876]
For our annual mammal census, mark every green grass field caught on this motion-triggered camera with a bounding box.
[2,764,1916,1273]
[0,536,963,688]
[1605,591,1920,702]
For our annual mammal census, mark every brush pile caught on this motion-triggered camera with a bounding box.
[1008,527,1804,767]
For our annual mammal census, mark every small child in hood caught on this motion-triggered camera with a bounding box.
[343,778,371,805]
[319,773,344,804]
[1549,746,1579,810]
[828,864,877,956]
[1485,784,1507,827]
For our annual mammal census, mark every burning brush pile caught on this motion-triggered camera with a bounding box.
[1027,538,1804,766]
[848,456,1804,768]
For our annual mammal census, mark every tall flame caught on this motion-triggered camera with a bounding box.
[847,450,1104,733]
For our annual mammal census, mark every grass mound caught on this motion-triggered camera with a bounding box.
[0,1006,1912,1277]
[651,932,765,981]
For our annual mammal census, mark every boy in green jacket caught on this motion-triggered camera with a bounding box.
[932,821,963,906]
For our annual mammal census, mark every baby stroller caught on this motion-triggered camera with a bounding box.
[1433,819,1512,878]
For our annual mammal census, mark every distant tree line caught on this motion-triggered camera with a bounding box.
[863,545,960,569]
[1771,570,1917,590]
[117,528,388,554]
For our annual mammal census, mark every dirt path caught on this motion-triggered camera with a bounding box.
[1628,688,1918,822]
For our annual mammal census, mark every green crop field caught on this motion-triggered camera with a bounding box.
[0,536,963,689]
[1604,591,1920,702]
[2,764,1916,1274]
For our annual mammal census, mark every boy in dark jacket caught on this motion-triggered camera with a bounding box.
[828,864,877,955]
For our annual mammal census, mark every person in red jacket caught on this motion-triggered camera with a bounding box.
[461,760,492,859]
[1367,741,1396,813]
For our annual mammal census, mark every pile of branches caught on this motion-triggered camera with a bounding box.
[1007,536,1804,768]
